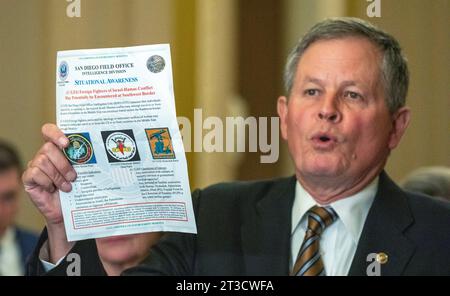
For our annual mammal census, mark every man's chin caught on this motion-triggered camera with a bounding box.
[102,253,136,265]
[310,169,340,178]
[299,163,343,179]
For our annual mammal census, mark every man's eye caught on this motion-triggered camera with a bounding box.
[0,192,17,203]
[344,91,362,100]
[304,89,319,96]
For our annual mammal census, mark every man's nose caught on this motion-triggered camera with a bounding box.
[318,95,341,123]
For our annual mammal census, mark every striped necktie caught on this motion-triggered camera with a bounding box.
[291,205,338,276]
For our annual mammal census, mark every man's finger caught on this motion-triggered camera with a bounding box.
[22,166,57,193]
[39,142,77,182]
[41,123,68,149]
[31,154,73,191]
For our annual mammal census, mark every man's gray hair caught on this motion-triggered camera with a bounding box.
[284,17,409,113]
[402,166,450,201]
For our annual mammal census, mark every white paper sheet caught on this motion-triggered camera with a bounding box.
[56,44,197,241]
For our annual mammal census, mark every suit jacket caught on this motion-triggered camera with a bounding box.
[13,227,38,271]
[27,171,450,276]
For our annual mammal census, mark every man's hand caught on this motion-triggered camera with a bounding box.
[22,123,76,262]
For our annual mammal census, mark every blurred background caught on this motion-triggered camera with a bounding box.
[0,0,448,232]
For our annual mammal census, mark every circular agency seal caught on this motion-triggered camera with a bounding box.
[64,134,94,165]
[146,55,165,73]
[59,61,69,81]
[105,132,137,161]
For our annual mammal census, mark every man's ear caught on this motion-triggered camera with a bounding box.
[388,106,411,150]
[277,96,288,141]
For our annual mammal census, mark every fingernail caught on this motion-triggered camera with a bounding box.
[61,182,72,192]
[66,171,77,182]
[59,137,69,147]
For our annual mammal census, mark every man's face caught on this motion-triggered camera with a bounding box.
[96,232,163,271]
[278,37,409,194]
[0,168,20,236]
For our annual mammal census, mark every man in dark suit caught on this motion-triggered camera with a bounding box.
[0,141,38,275]
[23,17,450,276]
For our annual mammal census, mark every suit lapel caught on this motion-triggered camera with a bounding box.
[348,171,416,276]
[241,176,296,275]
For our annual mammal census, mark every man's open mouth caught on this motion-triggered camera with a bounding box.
[319,135,331,142]
[311,133,339,149]
[312,133,337,143]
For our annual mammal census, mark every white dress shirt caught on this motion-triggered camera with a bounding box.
[290,177,378,276]
[0,227,24,276]
[39,240,65,272]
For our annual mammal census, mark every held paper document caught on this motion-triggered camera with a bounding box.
[56,44,196,241]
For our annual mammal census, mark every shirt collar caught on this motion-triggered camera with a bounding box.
[291,176,378,243]
[0,227,16,248]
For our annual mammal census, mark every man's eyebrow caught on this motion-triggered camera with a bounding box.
[302,76,325,86]
[301,77,369,90]
[340,80,371,91]
[340,80,359,87]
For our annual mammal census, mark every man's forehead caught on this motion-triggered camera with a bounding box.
[295,38,382,85]
[299,37,382,65]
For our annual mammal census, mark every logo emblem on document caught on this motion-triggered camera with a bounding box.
[59,61,69,81]
[63,133,97,165]
[147,55,165,73]
[145,128,175,159]
[101,130,141,163]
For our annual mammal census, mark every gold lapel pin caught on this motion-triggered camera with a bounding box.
[376,252,388,264]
